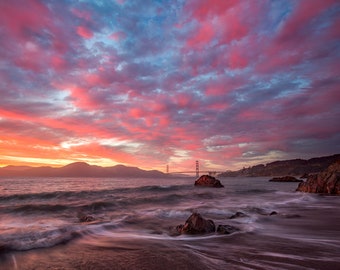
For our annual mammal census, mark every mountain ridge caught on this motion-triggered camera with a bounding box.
[0,162,167,178]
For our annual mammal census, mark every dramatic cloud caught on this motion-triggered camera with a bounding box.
[0,0,339,171]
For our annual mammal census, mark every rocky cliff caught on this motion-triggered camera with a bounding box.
[219,154,340,177]
[296,161,340,195]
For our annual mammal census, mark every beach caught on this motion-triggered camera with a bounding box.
[1,177,339,269]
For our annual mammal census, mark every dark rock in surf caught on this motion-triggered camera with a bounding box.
[296,161,340,195]
[194,175,224,188]
[175,213,215,235]
[77,212,95,223]
[216,224,240,234]
[229,211,248,219]
[269,176,302,182]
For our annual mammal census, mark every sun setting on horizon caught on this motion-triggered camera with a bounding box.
[0,0,339,172]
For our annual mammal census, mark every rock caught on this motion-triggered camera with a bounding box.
[300,173,309,179]
[175,213,216,235]
[216,225,240,234]
[296,161,340,195]
[77,212,95,222]
[229,211,248,219]
[269,176,302,182]
[194,175,224,188]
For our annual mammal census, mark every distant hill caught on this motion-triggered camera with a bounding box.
[0,162,167,178]
[219,154,340,177]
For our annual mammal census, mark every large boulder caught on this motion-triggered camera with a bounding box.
[175,213,215,235]
[194,175,224,188]
[296,161,340,195]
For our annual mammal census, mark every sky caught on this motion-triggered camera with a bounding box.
[0,0,339,172]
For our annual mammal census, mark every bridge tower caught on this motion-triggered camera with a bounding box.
[166,164,169,174]
[195,160,199,177]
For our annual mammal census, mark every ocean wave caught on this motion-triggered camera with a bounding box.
[0,184,190,204]
[10,203,70,213]
[137,184,188,193]
[0,226,81,252]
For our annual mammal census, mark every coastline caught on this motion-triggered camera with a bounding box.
[1,194,339,270]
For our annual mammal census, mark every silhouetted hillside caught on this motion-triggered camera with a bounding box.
[219,154,340,177]
[0,162,166,178]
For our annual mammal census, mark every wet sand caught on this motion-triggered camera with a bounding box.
[1,200,339,270]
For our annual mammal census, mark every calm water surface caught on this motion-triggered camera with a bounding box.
[0,177,339,269]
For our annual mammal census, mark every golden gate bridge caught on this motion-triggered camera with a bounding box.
[166,160,225,177]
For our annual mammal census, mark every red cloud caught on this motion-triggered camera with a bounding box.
[186,23,215,48]
[50,56,67,71]
[0,0,50,38]
[129,108,144,118]
[277,0,337,43]
[76,26,93,39]
[186,0,238,20]
[228,46,248,69]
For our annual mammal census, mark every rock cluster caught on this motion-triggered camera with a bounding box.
[175,213,215,235]
[194,175,224,188]
[296,161,340,195]
[171,213,239,236]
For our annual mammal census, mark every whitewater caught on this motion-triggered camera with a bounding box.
[0,176,339,269]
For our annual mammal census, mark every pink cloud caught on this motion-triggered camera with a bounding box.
[186,23,215,48]
[186,0,238,20]
[76,26,93,39]
[255,0,338,74]
[71,8,92,21]
[0,0,51,38]
[72,143,138,165]
[84,72,112,88]
[277,0,337,43]
[129,108,144,118]
[228,46,248,69]
[173,93,192,108]
[109,31,126,41]
[50,56,67,71]
[217,12,249,44]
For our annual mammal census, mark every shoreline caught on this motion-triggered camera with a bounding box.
[1,195,339,270]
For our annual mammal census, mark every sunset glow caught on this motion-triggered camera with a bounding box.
[0,0,339,171]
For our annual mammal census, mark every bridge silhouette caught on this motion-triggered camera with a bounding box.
[167,161,224,177]
[168,170,224,176]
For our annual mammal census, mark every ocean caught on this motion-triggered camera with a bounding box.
[0,176,339,270]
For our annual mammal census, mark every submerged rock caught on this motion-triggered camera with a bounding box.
[216,225,240,234]
[296,161,340,195]
[229,211,248,219]
[77,212,95,223]
[194,175,224,188]
[175,213,215,235]
[269,176,302,182]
